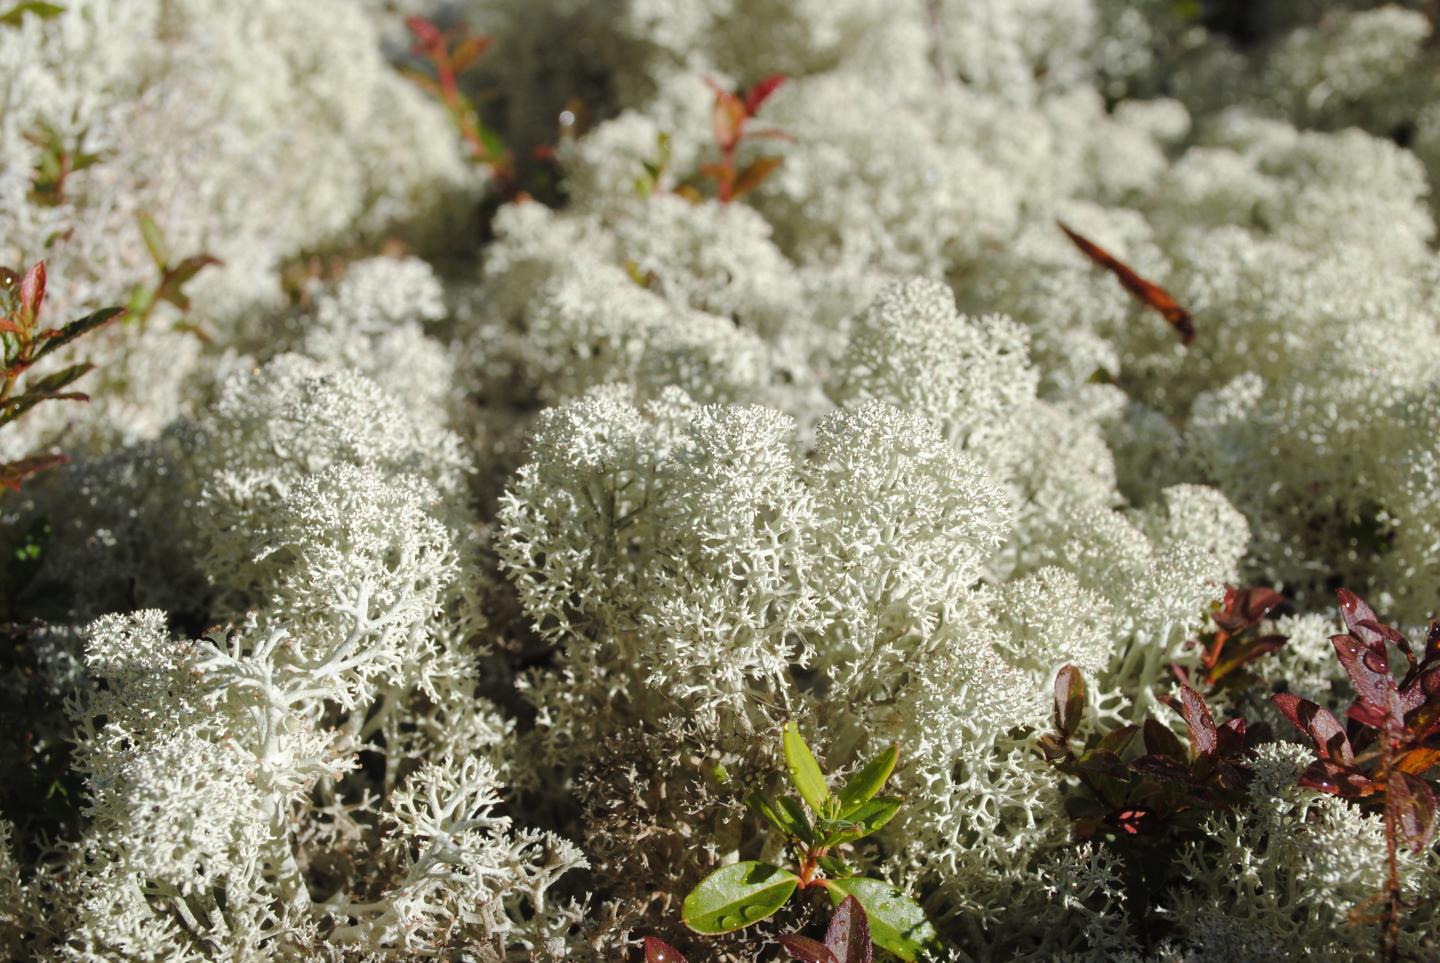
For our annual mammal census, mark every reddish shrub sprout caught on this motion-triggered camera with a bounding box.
[0,261,123,489]
[403,15,513,186]
[1272,590,1440,963]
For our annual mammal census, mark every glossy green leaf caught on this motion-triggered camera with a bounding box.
[818,853,856,879]
[825,878,939,962]
[777,795,818,845]
[783,721,831,815]
[820,796,902,846]
[682,861,798,934]
[836,742,899,816]
[749,792,814,844]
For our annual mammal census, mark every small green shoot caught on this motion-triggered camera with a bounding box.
[680,722,938,960]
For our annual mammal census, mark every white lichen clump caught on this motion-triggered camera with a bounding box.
[1,0,1439,960]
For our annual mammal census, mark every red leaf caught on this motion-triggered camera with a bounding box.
[1336,588,1380,641]
[1215,717,1247,757]
[1214,586,1284,632]
[19,260,44,325]
[743,73,787,115]
[824,895,871,963]
[712,90,746,151]
[644,936,689,963]
[1273,694,1353,764]
[406,14,444,54]
[1331,633,1400,726]
[778,935,837,963]
[1057,222,1194,345]
[0,452,66,490]
[1177,685,1217,758]
[1129,753,1194,783]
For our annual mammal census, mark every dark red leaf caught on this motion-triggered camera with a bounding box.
[777,935,837,963]
[1129,753,1194,783]
[1299,759,1377,798]
[1331,634,1399,722]
[1143,718,1187,760]
[824,895,871,963]
[1097,724,1140,755]
[0,452,66,491]
[1178,685,1217,758]
[1273,693,1353,763]
[1054,665,1085,738]
[744,73,787,115]
[1215,717,1247,758]
[1336,589,1380,641]
[644,936,689,963]
[1057,222,1194,345]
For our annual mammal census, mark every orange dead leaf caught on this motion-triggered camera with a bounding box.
[1057,221,1195,346]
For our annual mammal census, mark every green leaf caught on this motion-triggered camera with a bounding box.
[836,743,899,817]
[825,878,939,962]
[820,796,901,846]
[0,1,64,27]
[24,361,91,395]
[682,861,799,934]
[34,306,122,359]
[748,792,814,844]
[817,853,856,879]
[783,721,831,815]
[136,212,169,269]
[776,795,818,845]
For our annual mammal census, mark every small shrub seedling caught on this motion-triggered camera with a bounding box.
[680,722,939,960]
[1041,666,1255,944]
[0,261,123,489]
[1173,585,1287,695]
[653,74,788,205]
[128,212,221,332]
[1042,667,1253,840]
[1272,589,1440,963]
[403,14,513,187]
